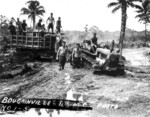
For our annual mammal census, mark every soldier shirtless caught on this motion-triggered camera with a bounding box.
[56,41,68,70]
[47,13,55,33]
[72,43,82,68]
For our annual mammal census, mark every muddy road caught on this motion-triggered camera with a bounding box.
[0,48,150,117]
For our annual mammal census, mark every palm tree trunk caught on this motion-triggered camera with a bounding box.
[145,23,147,44]
[119,3,127,56]
[33,15,36,31]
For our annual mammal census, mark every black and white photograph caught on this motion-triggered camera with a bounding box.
[0,0,150,117]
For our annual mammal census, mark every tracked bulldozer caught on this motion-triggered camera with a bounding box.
[70,40,126,75]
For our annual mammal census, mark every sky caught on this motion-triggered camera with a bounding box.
[0,0,147,32]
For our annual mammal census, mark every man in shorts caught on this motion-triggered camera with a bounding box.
[22,20,27,39]
[22,20,27,32]
[72,43,82,69]
[47,13,55,33]
[56,41,68,70]
[16,18,23,35]
[56,17,62,34]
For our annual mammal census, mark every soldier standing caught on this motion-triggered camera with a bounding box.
[22,20,27,39]
[56,17,62,34]
[9,22,16,35]
[16,18,23,35]
[72,43,82,69]
[47,13,55,33]
[56,41,68,70]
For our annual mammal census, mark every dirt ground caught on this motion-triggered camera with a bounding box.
[0,48,150,117]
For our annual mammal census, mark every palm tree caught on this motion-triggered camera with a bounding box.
[135,0,150,44]
[20,0,45,30]
[108,0,141,56]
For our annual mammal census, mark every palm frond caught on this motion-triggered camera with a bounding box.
[28,1,40,11]
[35,6,45,13]
[36,10,45,15]
[21,7,30,12]
[28,14,33,20]
[128,2,141,8]
[142,0,150,8]
[36,6,45,10]
[26,0,40,6]
[135,5,144,13]
[136,9,144,13]
[135,5,143,10]
[135,13,145,18]
[108,2,119,8]
[138,17,148,24]
[20,7,31,15]
[135,13,150,24]
[129,0,142,2]
[112,5,121,13]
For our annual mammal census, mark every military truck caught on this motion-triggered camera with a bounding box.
[9,32,59,62]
